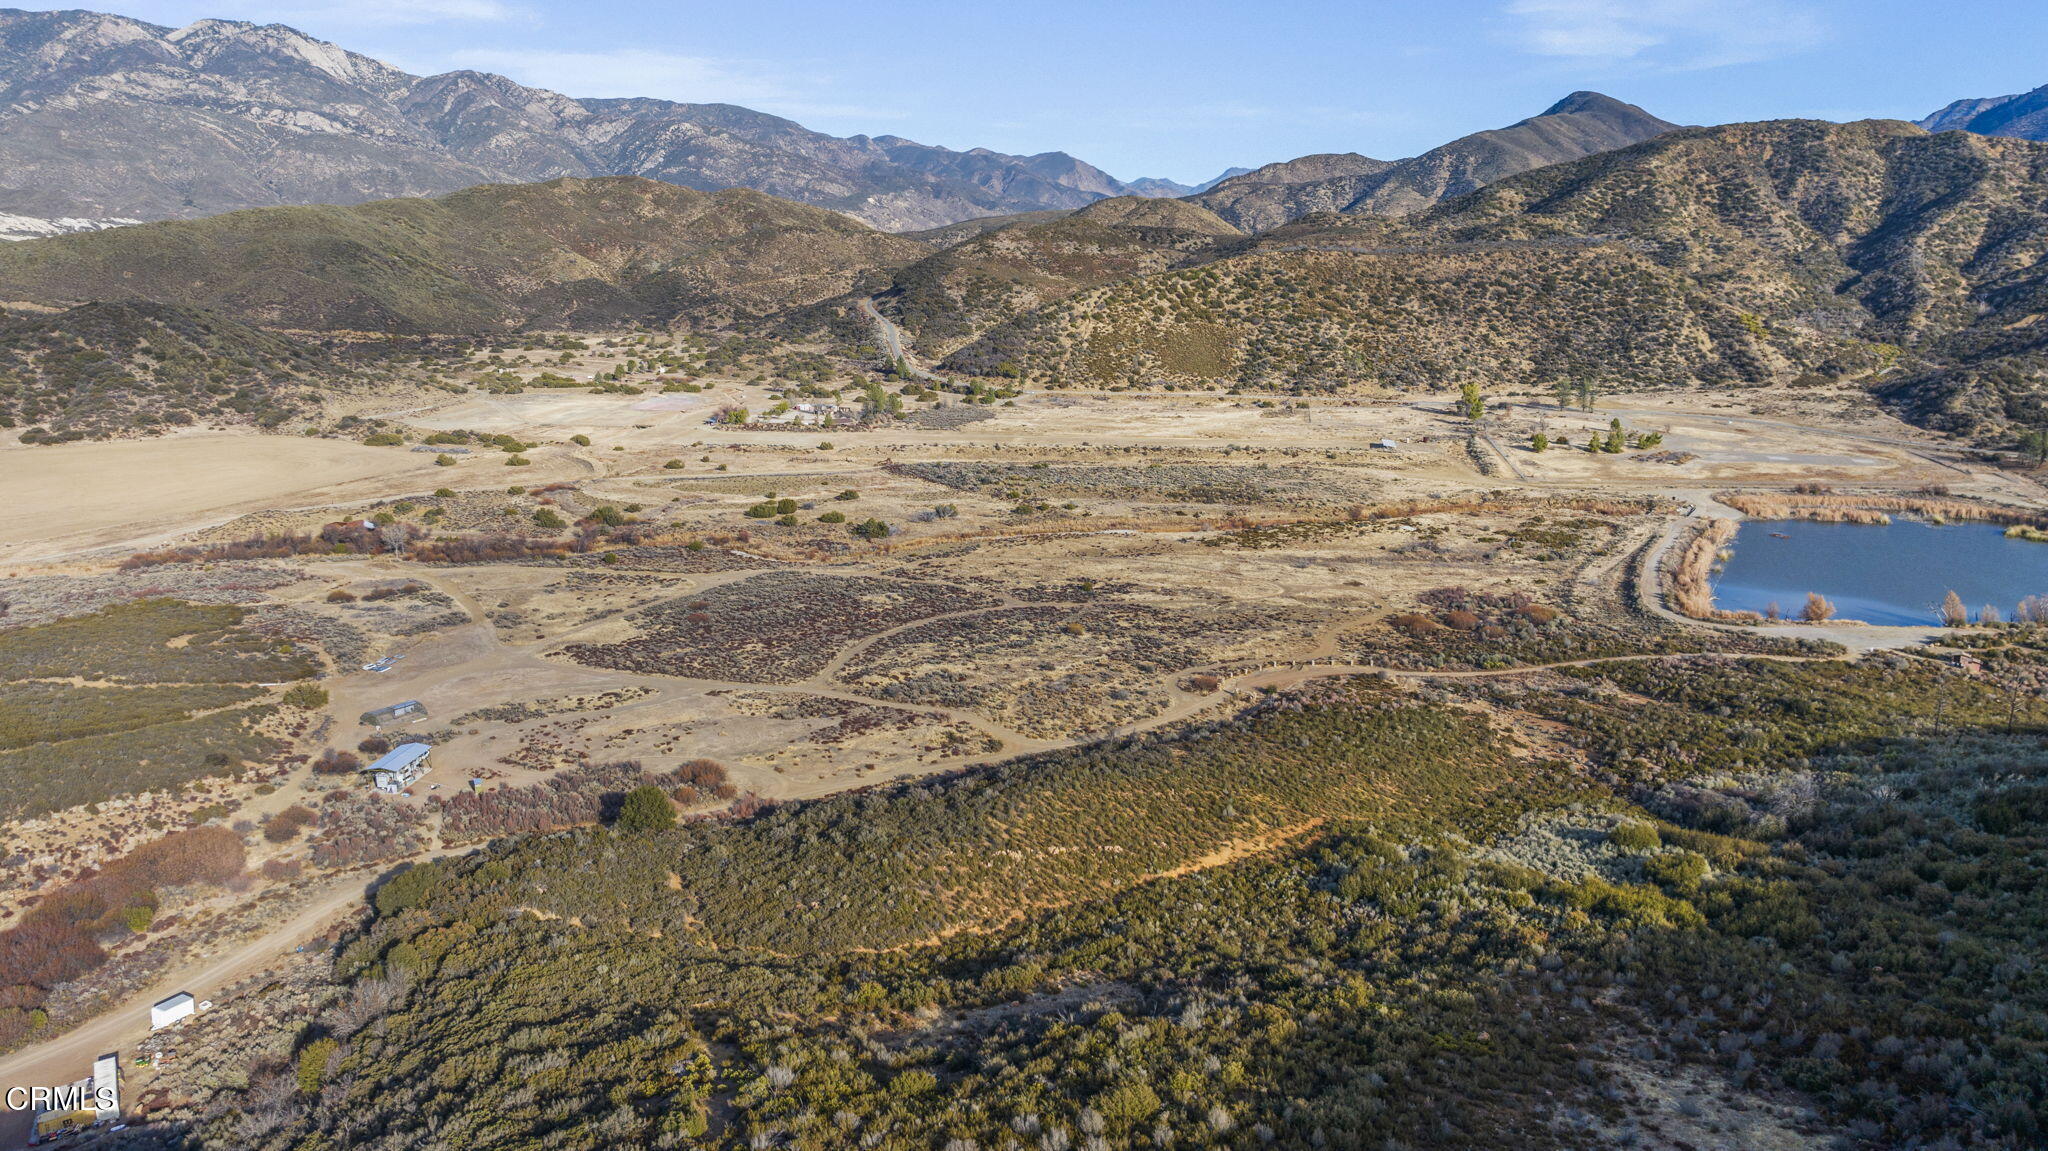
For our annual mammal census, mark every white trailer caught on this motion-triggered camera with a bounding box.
[150,992,195,1030]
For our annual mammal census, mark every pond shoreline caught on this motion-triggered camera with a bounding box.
[1709,518,2046,627]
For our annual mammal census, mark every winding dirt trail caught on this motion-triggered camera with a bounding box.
[0,866,393,1147]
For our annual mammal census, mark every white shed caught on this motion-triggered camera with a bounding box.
[150,992,195,1030]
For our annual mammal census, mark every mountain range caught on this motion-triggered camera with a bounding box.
[0,7,1230,234]
[1920,83,2048,142]
[0,6,2045,441]
[0,6,1689,240]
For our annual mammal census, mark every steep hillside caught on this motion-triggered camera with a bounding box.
[1187,153,1396,233]
[1922,83,2048,141]
[949,119,2048,433]
[145,662,2048,1151]
[0,177,928,334]
[873,196,1244,355]
[902,211,1073,248]
[0,300,399,440]
[1190,93,1677,232]
[0,9,1155,231]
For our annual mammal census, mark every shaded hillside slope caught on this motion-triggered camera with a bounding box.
[0,177,928,333]
[872,196,1245,356]
[1921,83,2048,142]
[0,300,411,439]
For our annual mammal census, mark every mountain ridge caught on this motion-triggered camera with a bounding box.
[1920,83,2048,142]
[1187,91,1678,231]
[0,7,1197,231]
[0,175,929,333]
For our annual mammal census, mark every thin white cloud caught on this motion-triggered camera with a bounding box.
[272,0,526,27]
[441,47,900,122]
[1502,0,1828,69]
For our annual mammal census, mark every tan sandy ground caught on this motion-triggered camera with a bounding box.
[0,433,575,563]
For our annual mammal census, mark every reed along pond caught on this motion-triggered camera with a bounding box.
[1712,519,2047,625]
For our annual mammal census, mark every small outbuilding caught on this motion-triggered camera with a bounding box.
[361,743,434,793]
[359,699,428,727]
[150,992,195,1031]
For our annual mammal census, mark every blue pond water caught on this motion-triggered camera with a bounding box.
[1711,519,2048,626]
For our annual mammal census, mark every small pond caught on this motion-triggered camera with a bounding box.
[1711,519,2047,626]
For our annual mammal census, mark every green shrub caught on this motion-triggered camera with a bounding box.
[1644,850,1709,895]
[1608,821,1661,852]
[614,785,676,832]
[889,1070,937,1097]
[121,903,155,933]
[280,683,328,710]
[296,1038,338,1094]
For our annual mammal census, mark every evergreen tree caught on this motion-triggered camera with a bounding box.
[615,785,676,832]
[1458,381,1486,422]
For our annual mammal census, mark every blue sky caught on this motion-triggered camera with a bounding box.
[101,0,2048,183]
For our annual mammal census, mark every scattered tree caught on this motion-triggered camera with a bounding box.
[1458,381,1486,422]
[1939,589,1970,628]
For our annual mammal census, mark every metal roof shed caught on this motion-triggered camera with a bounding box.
[359,699,427,727]
[361,743,434,792]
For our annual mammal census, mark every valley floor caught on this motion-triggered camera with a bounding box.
[2,375,2043,1150]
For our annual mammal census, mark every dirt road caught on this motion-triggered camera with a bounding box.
[0,867,399,1149]
[859,299,941,382]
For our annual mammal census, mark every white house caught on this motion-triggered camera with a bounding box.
[150,992,195,1030]
[361,743,433,793]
